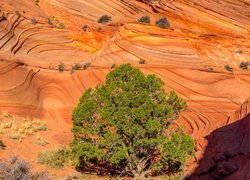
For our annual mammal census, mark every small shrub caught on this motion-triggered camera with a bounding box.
[155,17,170,29]
[47,18,53,26]
[0,156,31,180]
[138,15,150,24]
[37,147,75,169]
[204,66,214,72]
[111,63,116,69]
[0,140,5,149]
[58,62,65,72]
[35,135,49,146]
[139,59,146,64]
[31,17,37,25]
[83,62,91,70]
[98,15,112,24]
[224,65,233,72]
[59,22,65,29]
[15,10,21,17]
[239,62,249,70]
[82,24,88,31]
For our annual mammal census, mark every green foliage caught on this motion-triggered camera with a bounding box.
[155,17,170,29]
[98,15,112,24]
[15,10,21,17]
[224,65,233,72]
[37,147,75,169]
[71,63,81,74]
[58,62,65,72]
[71,64,194,178]
[31,17,37,25]
[239,62,249,70]
[138,16,151,24]
[59,22,65,29]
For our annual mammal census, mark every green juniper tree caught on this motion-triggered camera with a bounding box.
[71,64,194,179]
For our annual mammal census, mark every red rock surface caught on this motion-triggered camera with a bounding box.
[0,0,249,177]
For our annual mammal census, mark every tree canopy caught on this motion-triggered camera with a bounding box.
[71,64,194,179]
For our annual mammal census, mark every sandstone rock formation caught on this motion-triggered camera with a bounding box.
[0,0,249,176]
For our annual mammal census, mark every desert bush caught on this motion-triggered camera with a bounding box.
[224,65,233,72]
[71,63,81,74]
[239,62,249,70]
[31,17,37,25]
[47,18,53,26]
[0,140,5,149]
[15,10,21,17]
[139,59,146,64]
[59,22,65,29]
[82,62,91,70]
[37,147,75,169]
[71,64,194,179]
[0,156,31,180]
[0,156,50,180]
[82,24,88,31]
[155,17,170,29]
[111,63,116,69]
[98,15,112,24]
[138,15,151,24]
[58,62,65,72]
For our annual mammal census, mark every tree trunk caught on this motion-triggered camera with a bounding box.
[133,172,146,180]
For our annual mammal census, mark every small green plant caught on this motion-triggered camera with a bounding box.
[15,10,21,17]
[70,63,81,74]
[59,22,65,29]
[224,65,233,72]
[37,147,75,169]
[47,18,53,26]
[82,24,88,31]
[58,62,65,72]
[138,15,150,24]
[31,17,37,25]
[98,15,112,24]
[83,62,91,70]
[0,140,6,149]
[239,62,249,70]
[139,59,146,64]
[155,17,170,29]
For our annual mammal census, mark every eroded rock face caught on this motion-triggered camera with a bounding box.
[0,0,249,175]
[190,114,250,179]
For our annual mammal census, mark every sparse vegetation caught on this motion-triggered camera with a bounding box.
[0,140,5,149]
[0,156,49,179]
[70,63,81,74]
[98,15,112,24]
[58,62,65,72]
[31,17,37,25]
[224,65,233,72]
[71,64,194,179]
[111,63,116,69]
[83,62,91,70]
[0,156,31,179]
[47,18,53,26]
[155,17,170,29]
[82,24,88,31]
[204,65,214,72]
[0,112,48,143]
[139,59,146,64]
[37,147,75,169]
[59,22,65,29]
[138,15,151,24]
[239,62,249,70]
[15,10,21,17]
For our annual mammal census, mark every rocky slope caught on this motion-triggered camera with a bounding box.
[0,0,249,177]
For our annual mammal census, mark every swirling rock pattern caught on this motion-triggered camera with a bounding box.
[0,0,250,176]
